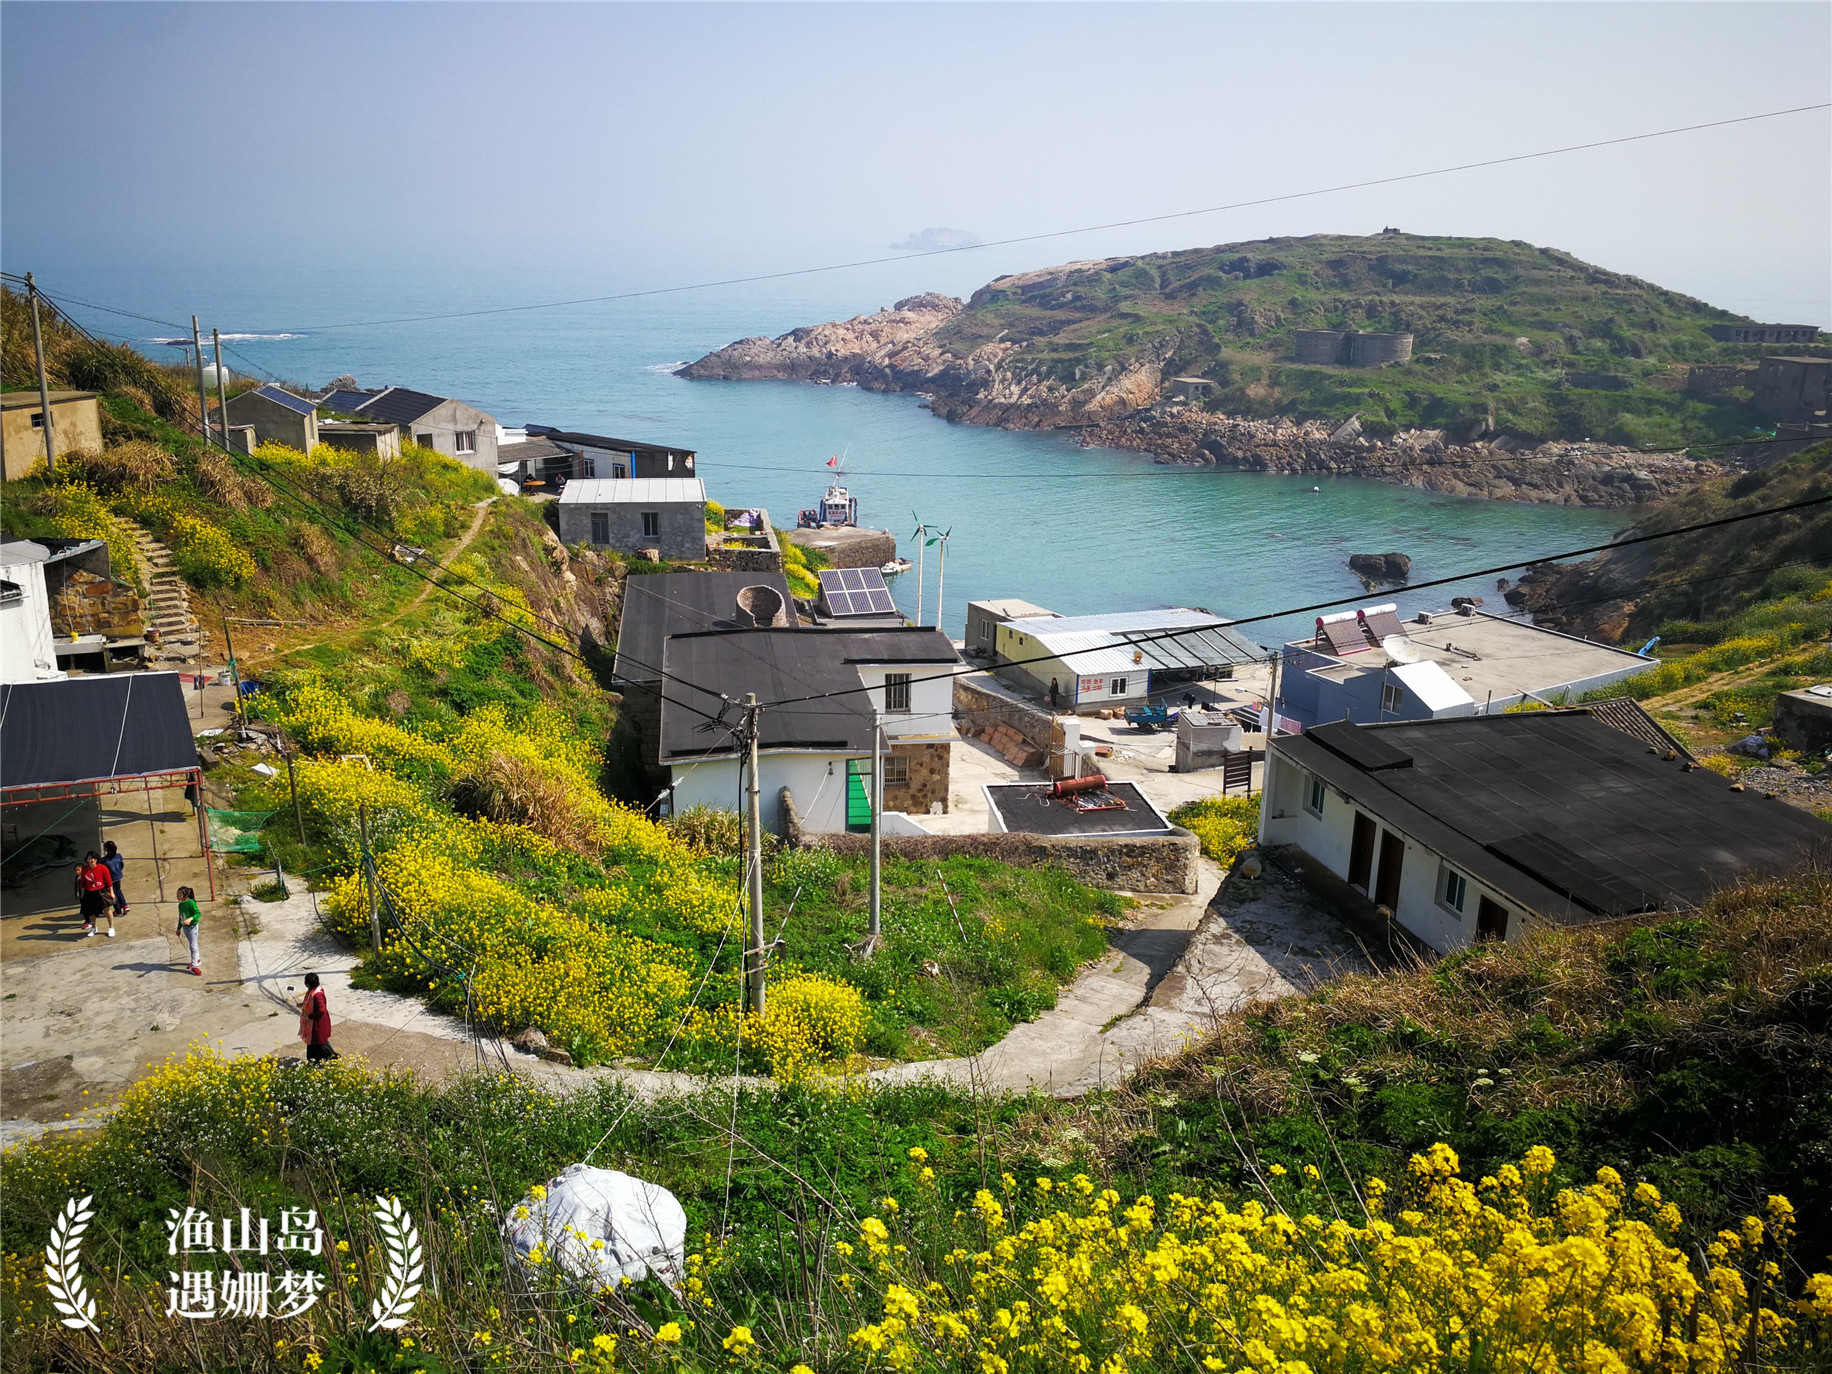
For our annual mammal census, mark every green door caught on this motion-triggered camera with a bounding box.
[846,758,872,832]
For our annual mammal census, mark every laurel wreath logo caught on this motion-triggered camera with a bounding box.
[45,1195,98,1331]
[367,1195,424,1332]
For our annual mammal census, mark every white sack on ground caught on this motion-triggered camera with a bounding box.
[503,1163,687,1291]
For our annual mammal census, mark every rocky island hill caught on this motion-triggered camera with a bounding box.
[681,232,1814,506]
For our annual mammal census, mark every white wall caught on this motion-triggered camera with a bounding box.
[670,750,860,835]
[856,665,955,740]
[0,557,62,682]
[1260,752,1522,953]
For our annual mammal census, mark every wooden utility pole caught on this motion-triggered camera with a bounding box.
[744,695,766,1015]
[359,803,381,951]
[868,709,882,952]
[211,328,230,449]
[284,749,305,844]
[189,316,211,447]
[26,273,55,476]
[221,615,244,724]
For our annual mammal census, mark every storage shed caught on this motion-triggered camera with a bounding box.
[557,478,707,561]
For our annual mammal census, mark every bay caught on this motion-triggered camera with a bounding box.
[41,261,1630,647]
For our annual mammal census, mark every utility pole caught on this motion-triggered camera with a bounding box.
[1260,649,1281,797]
[26,273,55,477]
[359,803,381,951]
[284,749,305,844]
[744,694,766,1015]
[221,616,244,724]
[867,708,882,953]
[211,328,230,449]
[190,316,211,447]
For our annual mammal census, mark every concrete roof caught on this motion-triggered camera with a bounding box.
[968,598,1058,620]
[558,478,706,505]
[0,540,51,567]
[1292,609,1652,704]
[1,391,97,408]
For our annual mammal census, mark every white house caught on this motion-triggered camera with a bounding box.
[659,625,961,833]
[992,608,1263,712]
[0,541,64,683]
[1259,712,1832,953]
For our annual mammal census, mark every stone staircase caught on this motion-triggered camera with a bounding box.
[122,519,209,663]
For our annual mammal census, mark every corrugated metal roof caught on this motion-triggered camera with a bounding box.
[558,478,706,505]
[1020,609,1263,676]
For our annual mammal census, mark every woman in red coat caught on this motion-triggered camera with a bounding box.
[75,853,114,938]
[298,972,338,1062]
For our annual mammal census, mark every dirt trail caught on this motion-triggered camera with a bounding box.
[393,496,496,621]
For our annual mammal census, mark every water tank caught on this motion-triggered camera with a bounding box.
[735,584,787,628]
[1294,330,1348,365]
[1348,332,1414,366]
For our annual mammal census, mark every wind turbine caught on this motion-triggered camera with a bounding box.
[933,525,953,640]
[910,513,932,625]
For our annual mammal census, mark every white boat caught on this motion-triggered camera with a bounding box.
[881,558,912,575]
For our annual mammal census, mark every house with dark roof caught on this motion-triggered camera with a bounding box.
[1279,604,1653,728]
[316,386,499,472]
[660,624,960,833]
[215,384,319,453]
[1258,711,1832,953]
[530,429,697,481]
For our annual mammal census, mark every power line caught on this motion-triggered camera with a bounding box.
[760,487,1832,708]
[21,103,1826,337]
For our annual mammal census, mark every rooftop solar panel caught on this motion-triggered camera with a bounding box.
[819,568,898,618]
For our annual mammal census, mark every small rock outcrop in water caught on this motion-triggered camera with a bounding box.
[1349,552,1412,582]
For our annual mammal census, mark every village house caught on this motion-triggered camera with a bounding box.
[0,541,63,682]
[1258,710,1832,954]
[214,383,320,452]
[528,428,697,481]
[557,478,708,561]
[1754,356,1831,425]
[1278,603,1652,727]
[963,598,1057,662]
[993,608,1262,712]
[317,385,500,472]
[1708,323,1820,345]
[660,625,961,833]
[1,390,102,479]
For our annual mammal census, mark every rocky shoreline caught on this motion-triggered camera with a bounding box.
[680,292,1722,509]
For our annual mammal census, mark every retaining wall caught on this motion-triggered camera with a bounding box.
[954,675,1055,751]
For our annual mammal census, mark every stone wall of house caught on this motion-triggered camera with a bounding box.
[884,740,950,816]
[782,786,1198,893]
[708,520,784,572]
[47,567,142,638]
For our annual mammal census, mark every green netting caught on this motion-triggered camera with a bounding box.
[206,810,274,854]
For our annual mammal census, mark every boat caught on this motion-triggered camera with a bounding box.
[881,558,912,575]
[797,483,858,528]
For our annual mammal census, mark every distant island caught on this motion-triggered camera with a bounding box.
[890,227,983,251]
[681,231,1825,507]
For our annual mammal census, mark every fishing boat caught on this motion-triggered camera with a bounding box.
[881,557,912,575]
[797,483,858,528]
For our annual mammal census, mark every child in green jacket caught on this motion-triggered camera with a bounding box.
[175,887,202,975]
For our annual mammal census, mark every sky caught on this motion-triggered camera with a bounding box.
[2,1,1828,326]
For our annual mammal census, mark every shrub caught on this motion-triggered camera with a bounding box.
[1167,793,1260,866]
[32,480,139,583]
[169,513,256,589]
[666,803,746,856]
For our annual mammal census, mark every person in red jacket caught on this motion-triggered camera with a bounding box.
[75,853,114,938]
[298,972,338,1062]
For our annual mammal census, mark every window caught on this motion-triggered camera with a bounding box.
[641,512,660,539]
[455,430,477,454]
[1304,774,1326,817]
[590,512,610,544]
[883,755,910,786]
[1380,681,1403,714]
[884,672,912,713]
[1440,866,1468,913]
[613,464,627,479]
[29,412,44,429]
[1109,677,1128,696]
[414,432,433,448]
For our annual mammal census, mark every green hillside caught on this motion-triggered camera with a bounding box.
[937,233,1823,445]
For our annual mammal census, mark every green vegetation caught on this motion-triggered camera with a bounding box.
[936,233,1817,444]
[1166,795,1259,867]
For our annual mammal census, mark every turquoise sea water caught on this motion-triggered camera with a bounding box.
[39,262,1629,646]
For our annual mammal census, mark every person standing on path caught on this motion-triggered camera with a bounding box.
[102,840,128,920]
[76,853,114,937]
[1048,679,1060,710]
[299,972,337,1062]
[175,886,202,974]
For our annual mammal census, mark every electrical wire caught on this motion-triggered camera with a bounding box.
[761,486,1832,708]
[135,102,1832,335]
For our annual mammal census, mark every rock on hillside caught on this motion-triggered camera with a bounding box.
[678,294,964,383]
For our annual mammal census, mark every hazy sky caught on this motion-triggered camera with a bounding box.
[3,2,1828,324]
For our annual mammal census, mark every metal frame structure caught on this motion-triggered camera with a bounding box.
[1,764,216,899]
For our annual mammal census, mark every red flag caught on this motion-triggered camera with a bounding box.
[827,455,839,467]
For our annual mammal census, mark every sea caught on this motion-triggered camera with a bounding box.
[43,258,1630,648]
